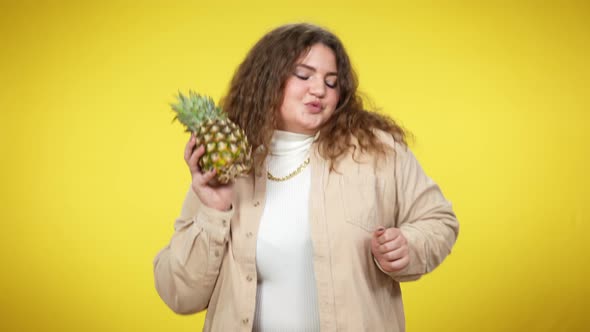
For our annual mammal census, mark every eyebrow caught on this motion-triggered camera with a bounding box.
[295,64,338,76]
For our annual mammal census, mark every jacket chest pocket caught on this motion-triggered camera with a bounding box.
[339,175,383,232]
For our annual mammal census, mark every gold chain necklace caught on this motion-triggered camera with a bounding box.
[267,157,310,182]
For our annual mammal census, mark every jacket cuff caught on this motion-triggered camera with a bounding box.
[172,188,233,266]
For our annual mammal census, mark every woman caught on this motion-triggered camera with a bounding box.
[154,23,459,331]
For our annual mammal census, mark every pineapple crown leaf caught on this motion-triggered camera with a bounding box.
[170,90,227,132]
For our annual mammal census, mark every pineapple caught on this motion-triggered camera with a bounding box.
[171,90,252,185]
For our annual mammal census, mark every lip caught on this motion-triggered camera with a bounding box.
[305,101,322,113]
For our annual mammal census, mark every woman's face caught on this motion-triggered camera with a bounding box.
[277,43,340,135]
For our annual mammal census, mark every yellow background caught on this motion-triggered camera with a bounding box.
[1,0,588,331]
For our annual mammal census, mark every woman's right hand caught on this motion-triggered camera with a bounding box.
[184,134,234,211]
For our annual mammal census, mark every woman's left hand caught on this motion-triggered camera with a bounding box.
[371,227,410,273]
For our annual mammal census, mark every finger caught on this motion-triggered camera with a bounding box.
[384,255,410,273]
[377,228,401,245]
[377,234,406,254]
[198,169,217,186]
[382,245,408,262]
[371,226,386,248]
[188,145,205,173]
[184,135,196,162]
[373,226,386,238]
[372,227,385,249]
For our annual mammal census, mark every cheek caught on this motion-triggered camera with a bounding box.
[327,92,340,109]
[284,79,306,98]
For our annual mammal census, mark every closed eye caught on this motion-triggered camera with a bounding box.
[293,70,338,89]
[294,73,309,80]
[325,80,337,89]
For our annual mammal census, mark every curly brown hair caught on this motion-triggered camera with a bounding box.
[221,23,407,171]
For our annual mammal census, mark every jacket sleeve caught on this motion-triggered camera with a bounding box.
[377,142,459,282]
[153,187,233,314]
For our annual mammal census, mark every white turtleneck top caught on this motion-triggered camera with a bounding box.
[253,130,320,332]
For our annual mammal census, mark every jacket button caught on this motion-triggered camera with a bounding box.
[246,275,253,282]
[253,201,260,207]
[246,232,253,238]
[242,318,249,324]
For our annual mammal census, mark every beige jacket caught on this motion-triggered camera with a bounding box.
[153,134,459,331]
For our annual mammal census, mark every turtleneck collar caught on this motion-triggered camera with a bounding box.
[270,130,315,157]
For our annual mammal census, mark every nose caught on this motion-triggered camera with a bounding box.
[309,77,326,98]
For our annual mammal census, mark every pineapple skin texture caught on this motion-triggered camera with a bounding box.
[171,91,252,184]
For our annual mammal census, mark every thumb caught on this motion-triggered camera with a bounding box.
[374,226,386,237]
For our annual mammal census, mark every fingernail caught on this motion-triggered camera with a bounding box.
[376,227,385,233]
